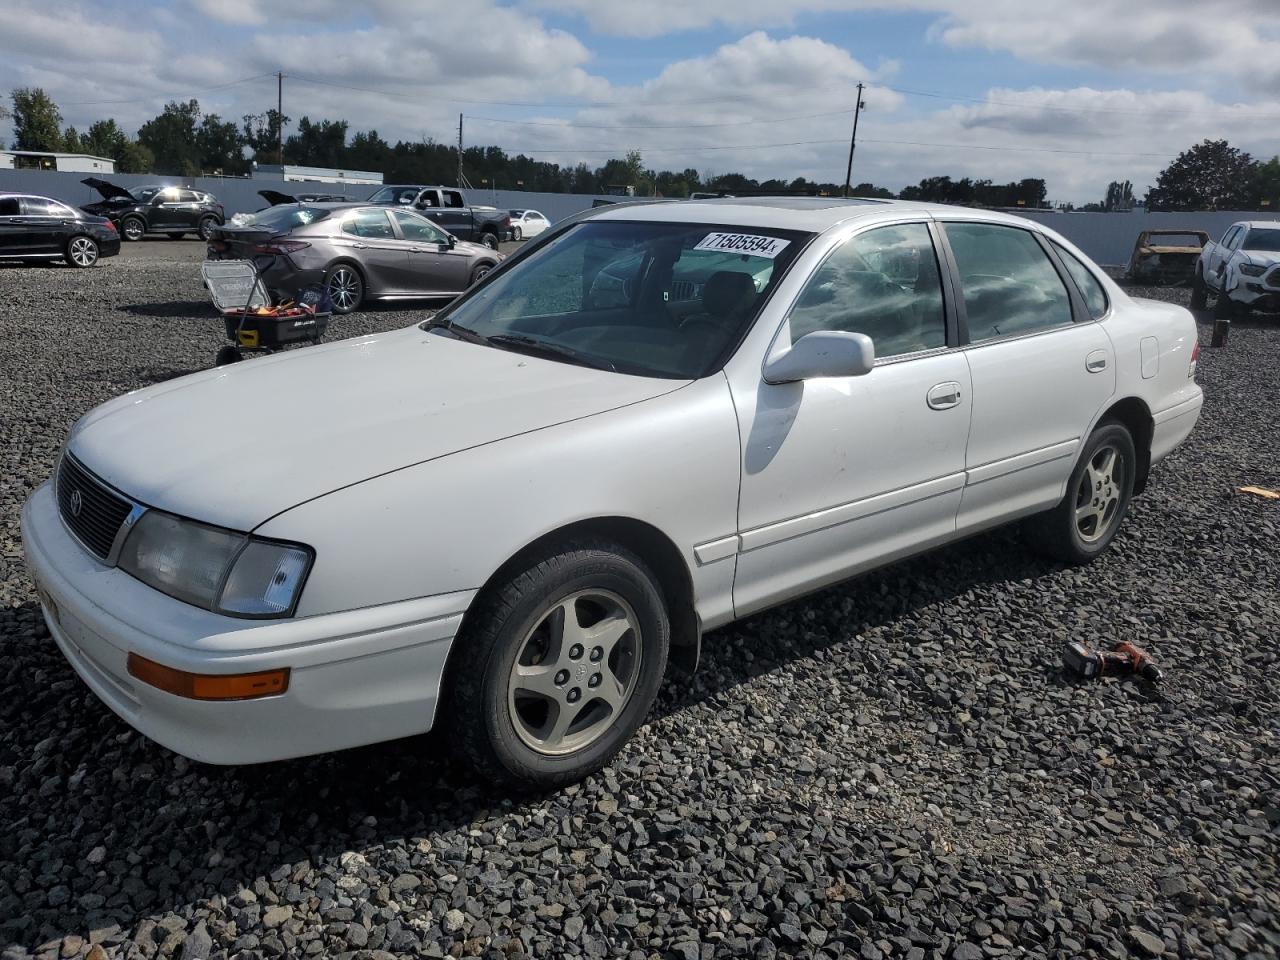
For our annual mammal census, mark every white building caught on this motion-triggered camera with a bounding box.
[252,163,382,187]
[0,150,115,173]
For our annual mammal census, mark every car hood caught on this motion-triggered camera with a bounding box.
[81,177,134,201]
[1239,249,1280,265]
[67,326,683,531]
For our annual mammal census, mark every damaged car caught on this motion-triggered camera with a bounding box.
[1192,220,1280,317]
[1126,229,1210,285]
[80,179,225,241]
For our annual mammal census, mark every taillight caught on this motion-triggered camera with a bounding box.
[104,221,117,234]
[1189,338,1200,378]
[252,240,310,255]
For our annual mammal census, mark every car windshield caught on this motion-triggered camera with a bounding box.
[368,186,418,203]
[249,205,332,232]
[427,220,809,379]
[1242,228,1280,252]
[510,210,525,217]
[129,185,162,202]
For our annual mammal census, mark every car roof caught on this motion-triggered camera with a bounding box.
[585,196,1044,232]
[1239,220,1280,229]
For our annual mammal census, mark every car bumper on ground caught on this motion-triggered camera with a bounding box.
[21,482,471,765]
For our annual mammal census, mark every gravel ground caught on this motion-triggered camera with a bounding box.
[0,253,1277,960]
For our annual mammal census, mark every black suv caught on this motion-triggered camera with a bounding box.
[81,178,225,241]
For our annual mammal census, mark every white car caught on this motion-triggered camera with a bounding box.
[22,198,1204,787]
[509,209,549,240]
[1192,220,1280,317]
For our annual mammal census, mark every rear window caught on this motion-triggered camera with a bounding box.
[251,205,331,232]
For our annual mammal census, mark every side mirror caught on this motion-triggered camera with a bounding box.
[763,330,875,383]
[399,196,413,205]
[439,234,456,251]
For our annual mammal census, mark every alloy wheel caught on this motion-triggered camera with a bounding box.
[123,219,144,241]
[327,267,360,311]
[506,589,642,756]
[1075,444,1124,543]
[68,237,98,267]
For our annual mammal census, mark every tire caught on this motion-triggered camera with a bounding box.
[447,541,670,788]
[1025,421,1136,564]
[121,217,145,242]
[513,226,522,241]
[214,346,242,366]
[1190,269,1208,310]
[198,216,218,241]
[480,231,500,250]
[324,263,364,314]
[469,262,495,285]
[64,236,99,268]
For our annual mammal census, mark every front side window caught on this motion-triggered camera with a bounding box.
[944,223,1072,342]
[392,210,448,243]
[1053,241,1108,319]
[1225,227,1245,250]
[342,209,395,239]
[788,222,946,359]
[431,220,808,379]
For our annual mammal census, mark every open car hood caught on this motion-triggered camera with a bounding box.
[81,177,134,201]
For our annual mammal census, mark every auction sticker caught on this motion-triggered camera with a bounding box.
[693,233,791,259]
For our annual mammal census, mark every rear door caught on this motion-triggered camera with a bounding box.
[18,197,67,254]
[390,210,471,292]
[438,190,473,239]
[335,208,412,293]
[937,219,1115,534]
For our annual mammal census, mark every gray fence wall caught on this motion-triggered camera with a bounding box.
[1,167,1268,266]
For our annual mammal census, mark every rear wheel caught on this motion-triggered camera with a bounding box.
[448,541,670,788]
[121,217,145,242]
[324,263,364,314]
[1025,421,1135,564]
[65,236,99,268]
[480,231,500,250]
[198,216,218,241]
[1190,269,1208,310]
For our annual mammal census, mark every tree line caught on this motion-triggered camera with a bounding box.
[6,88,1280,210]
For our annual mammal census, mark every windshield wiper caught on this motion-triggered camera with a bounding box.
[424,317,488,343]
[484,334,618,372]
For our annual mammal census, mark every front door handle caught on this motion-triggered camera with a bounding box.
[926,381,962,410]
[1086,351,1109,373]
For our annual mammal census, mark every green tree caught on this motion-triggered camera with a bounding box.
[286,116,348,167]
[1254,156,1280,212]
[138,99,203,175]
[197,113,245,174]
[10,87,64,151]
[79,119,151,173]
[346,129,392,174]
[61,126,83,153]
[241,109,290,164]
[1103,179,1134,211]
[1145,139,1258,211]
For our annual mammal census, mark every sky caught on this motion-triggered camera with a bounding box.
[1,0,1279,204]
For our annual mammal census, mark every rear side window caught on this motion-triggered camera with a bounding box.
[944,223,1072,342]
[0,197,18,216]
[1052,242,1108,319]
[342,209,394,239]
[789,222,946,358]
[22,198,72,217]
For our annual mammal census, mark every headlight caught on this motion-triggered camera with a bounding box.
[117,510,312,618]
[1239,262,1266,277]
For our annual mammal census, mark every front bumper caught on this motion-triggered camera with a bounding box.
[1231,281,1280,310]
[21,482,471,764]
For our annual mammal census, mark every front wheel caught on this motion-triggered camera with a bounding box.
[65,236,99,268]
[1025,421,1135,564]
[469,262,494,285]
[324,263,364,314]
[513,226,522,241]
[480,231,500,250]
[448,541,670,788]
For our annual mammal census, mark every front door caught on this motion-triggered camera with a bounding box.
[391,210,472,293]
[937,220,1116,534]
[730,221,971,617]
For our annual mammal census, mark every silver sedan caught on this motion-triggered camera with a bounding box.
[207,203,503,313]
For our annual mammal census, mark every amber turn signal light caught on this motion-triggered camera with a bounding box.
[126,653,290,701]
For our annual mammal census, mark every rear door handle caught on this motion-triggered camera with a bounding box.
[926,381,962,410]
[1086,351,1108,373]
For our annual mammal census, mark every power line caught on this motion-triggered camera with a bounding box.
[60,73,277,107]
[463,109,852,130]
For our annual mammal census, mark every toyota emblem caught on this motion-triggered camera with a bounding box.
[69,489,83,518]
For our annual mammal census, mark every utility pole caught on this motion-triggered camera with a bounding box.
[457,113,464,188]
[276,72,284,168]
[842,83,865,198]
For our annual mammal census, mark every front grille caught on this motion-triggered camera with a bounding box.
[1263,265,1280,288]
[56,455,132,560]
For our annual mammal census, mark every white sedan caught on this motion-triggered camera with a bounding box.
[22,198,1203,787]
[509,208,550,240]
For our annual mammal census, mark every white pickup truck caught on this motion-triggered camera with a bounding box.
[1192,220,1280,317]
